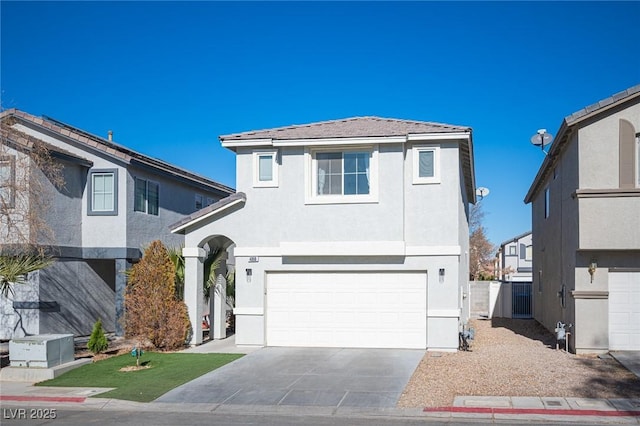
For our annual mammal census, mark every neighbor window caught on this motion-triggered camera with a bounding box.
[253,150,278,187]
[195,194,203,210]
[525,245,533,261]
[508,245,517,256]
[88,169,118,215]
[0,155,16,208]
[412,145,440,184]
[134,177,159,215]
[544,187,550,219]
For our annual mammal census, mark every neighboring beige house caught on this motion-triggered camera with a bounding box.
[172,116,476,350]
[524,84,640,353]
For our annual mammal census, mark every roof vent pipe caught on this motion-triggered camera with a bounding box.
[108,130,113,141]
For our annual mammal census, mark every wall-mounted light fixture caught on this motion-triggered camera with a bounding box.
[588,260,597,283]
[439,268,445,283]
[246,268,252,283]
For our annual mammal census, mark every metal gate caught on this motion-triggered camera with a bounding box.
[512,282,532,318]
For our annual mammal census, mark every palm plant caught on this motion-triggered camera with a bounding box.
[0,253,52,297]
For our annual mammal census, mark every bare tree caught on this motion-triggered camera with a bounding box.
[469,203,496,280]
[0,115,64,296]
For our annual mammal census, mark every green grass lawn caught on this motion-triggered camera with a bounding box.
[37,352,243,402]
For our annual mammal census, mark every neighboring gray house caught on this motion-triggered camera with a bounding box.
[172,116,476,350]
[493,231,533,318]
[524,84,640,353]
[0,109,233,339]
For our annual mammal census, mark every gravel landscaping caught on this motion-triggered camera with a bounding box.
[398,318,640,408]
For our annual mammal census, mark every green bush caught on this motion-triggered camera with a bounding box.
[87,319,109,354]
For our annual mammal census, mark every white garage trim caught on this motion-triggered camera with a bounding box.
[265,271,427,349]
[609,271,640,350]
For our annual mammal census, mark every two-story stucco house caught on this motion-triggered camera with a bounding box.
[172,116,476,350]
[524,84,640,353]
[0,109,233,339]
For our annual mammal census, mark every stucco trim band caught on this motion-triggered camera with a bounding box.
[574,188,640,198]
[427,309,461,317]
[571,290,609,299]
[233,307,264,315]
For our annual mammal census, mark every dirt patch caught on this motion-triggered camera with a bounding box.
[119,365,152,372]
[398,318,640,408]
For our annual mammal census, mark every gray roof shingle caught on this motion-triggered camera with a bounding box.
[220,116,470,141]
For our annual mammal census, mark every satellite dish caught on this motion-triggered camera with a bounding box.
[530,129,553,153]
[476,187,490,199]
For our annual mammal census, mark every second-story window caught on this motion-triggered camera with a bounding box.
[195,194,203,210]
[0,155,16,208]
[412,145,441,184]
[88,169,118,216]
[544,187,550,219]
[134,177,159,216]
[253,150,278,187]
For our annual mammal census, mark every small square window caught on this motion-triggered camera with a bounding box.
[508,245,517,256]
[88,169,118,216]
[253,151,278,187]
[412,145,440,184]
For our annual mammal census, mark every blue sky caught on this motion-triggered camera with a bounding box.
[2,1,639,246]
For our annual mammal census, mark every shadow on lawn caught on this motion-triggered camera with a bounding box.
[488,317,557,348]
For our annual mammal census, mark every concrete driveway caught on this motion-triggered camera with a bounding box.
[155,347,425,408]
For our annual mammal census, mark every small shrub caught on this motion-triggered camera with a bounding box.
[87,319,109,354]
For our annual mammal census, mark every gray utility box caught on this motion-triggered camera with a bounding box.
[9,334,74,368]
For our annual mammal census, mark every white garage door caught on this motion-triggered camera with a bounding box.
[609,271,640,350]
[266,272,427,349]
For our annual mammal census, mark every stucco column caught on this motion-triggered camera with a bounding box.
[114,259,131,336]
[212,253,228,340]
[183,247,206,346]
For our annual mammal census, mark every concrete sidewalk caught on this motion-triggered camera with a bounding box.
[2,336,639,424]
[1,386,639,424]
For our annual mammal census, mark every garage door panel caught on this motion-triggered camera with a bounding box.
[266,272,427,349]
[609,272,640,350]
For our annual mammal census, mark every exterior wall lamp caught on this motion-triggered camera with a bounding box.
[588,260,597,283]
[439,268,445,283]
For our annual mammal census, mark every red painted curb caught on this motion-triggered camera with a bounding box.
[423,406,640,417]
[0,395,86,403]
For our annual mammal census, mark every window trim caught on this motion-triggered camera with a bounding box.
[252,150,279,188]
[412,145,441,185]
[508,245,517,256]
[525,245,533,262]
[0,155,16,209]
[305,146,379,205]
[134,177,159,216]
[87,169,118,216]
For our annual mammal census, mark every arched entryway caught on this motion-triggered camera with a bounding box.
[183,234,234,346]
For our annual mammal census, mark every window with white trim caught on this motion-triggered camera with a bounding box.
[307,147,377,204]
[412,145,440,184]
[0,155,16,208]
[253,150,278,187]
[88,169,118,215]
[525,245,533,261]
[134,177,159,215]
